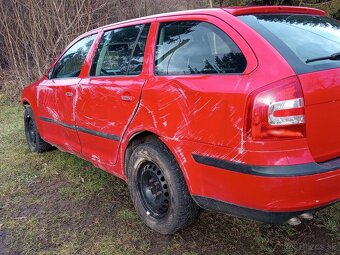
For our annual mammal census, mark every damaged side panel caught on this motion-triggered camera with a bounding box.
[38,77,82,154]
[75,76,146,167]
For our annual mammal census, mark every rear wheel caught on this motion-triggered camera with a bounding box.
[127,141,199,234]
[24,106,53,153]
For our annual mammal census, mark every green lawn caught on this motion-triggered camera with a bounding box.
[0,98,339,255]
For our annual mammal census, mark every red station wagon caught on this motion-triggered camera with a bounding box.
[21,6,340,234]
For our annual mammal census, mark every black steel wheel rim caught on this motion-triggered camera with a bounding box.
[137,161,170,218]
[26,115,37,147]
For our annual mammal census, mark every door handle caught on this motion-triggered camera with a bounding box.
[65,92,73,97]
[121,95,135,102]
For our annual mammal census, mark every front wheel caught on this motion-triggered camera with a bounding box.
[24,106,54,153]
[127,142,199,234]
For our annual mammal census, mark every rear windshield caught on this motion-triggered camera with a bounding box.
[238,14,340,74]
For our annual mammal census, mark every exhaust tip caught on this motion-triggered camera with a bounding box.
[287,217,301,226]
[299,213,313,220]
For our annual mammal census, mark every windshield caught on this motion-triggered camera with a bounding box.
[239,14,340,74]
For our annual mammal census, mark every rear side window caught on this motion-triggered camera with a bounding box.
[155,21,246,75]
[239,14,340,74]
[90,24,150,76]
[51,34,96,79]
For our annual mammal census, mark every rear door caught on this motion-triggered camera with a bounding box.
[76,23,151,166]
[38,34,97,153]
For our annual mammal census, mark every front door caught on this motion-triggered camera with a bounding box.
[38,34,97,154]
[76,23,151,167]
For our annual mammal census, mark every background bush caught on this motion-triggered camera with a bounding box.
[0,0,338,101]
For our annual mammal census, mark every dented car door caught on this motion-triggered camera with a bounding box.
[76,23,151,167]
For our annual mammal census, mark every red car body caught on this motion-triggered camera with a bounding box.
[22,6,340,224]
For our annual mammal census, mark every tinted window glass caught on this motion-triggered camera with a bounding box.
[52,34,96,79]
[128,24,150,75]
[155,21,246,75]
[239,15,340,74]
[90,24,150,76]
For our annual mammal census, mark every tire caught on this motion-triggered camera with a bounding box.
[127,141,199,234]
[24,106,54,153]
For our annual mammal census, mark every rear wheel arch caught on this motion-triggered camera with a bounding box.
[123,130,193,194]
[124,131,161,177]
[125,137,199,234]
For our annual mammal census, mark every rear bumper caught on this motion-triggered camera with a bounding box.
[163,139,340,219]
[193,195,339,224]
[192,154,340,177]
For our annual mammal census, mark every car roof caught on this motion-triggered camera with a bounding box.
[86,6,325,34]
[90,8,222,33]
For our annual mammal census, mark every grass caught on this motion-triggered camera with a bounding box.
[0,98,339,254]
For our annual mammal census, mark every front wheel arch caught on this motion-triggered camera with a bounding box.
[24,106,54,153]
[22,100,30,108]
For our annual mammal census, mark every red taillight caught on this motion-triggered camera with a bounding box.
[246,76,306,140]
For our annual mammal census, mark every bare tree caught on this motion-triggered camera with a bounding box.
[0,0,337,101]
[0,0,117,92]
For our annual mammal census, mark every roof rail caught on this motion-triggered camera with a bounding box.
[224,6,326,16]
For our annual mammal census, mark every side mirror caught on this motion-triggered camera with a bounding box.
[47,70,53,80]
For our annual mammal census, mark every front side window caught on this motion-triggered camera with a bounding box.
[90,24,150,76]
[51,34,96,79]
[155,21,247,75]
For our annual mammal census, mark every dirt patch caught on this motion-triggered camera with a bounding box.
[1,172,339,255]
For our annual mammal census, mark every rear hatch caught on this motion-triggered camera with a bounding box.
[238,13,340,162]
[299,69,340,161]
